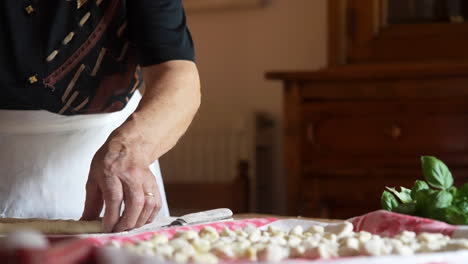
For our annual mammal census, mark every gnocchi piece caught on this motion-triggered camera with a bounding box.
[321,233,338,242]
[289,245,306,258]
[122,243,137,251]
[267,225,285,236]
[417,232,447,243]
[289,225,304,237]
[257,245,289,262]
[269,235,288,246]
[220,226,236,238]
[338,237,360,256]
[287,235,302,247]
[234,235,249,243]
[173,245,196,257]
[174,230,199,241]
[211,245,235,260]
[106,221,468,263]
[259,234,271,243]
[154,244,174,258]
[301,238,320,249]
[355,231,373,243]
[306,225,324,235]
[407,241,422,252]
[192,238,211,253]
[324,222,354,238]
[170,238,192,250]
[386,239,412,256]
[189,253,218,264]
[200,226,220,242]
[173,252,190,263]
[135,241,155,249]
[417,241,446,253]
[243,247,258,261]
[243,224,258,235]
[395,230,416,244]
[149,234,169,245]
[305,233,323,243]
[360,238,392,256]
[304,244,338,259]
[235,230,249,238]
[248,229,262,242]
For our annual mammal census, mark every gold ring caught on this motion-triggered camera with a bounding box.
[145,192,154,197]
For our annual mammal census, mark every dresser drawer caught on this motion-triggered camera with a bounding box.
[302,170,416,206]
[301,100,468,161]
[300,168,468,218]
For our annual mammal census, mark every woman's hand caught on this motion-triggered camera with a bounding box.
[81,122,162,233]
[81,61,200,232]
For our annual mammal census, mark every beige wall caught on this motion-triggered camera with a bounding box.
[188,0,327,123]
[179,0,327,213]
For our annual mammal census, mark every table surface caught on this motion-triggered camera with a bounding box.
[233,213,343,223]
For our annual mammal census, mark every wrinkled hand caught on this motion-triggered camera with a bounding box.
[80,60,200,232]
[81,127,162,233]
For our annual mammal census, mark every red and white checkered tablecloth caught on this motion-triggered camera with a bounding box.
[7,211,468,264]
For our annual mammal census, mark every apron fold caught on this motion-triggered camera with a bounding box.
[0,91,169,219]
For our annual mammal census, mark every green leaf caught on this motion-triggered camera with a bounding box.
[444,206,467,225]
[459,183,468,197]
[414,189,436,217]
[432,190,453,209]
[386,186,413,203]
[411,180,429,199]
[394,202,416,215]
[381,191,399,211]
[421,156,453,190]
[432,208,450,222]
[448,186,458,198]
[456,200,468,214]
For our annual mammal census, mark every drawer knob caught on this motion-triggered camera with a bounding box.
[386,125,402,140]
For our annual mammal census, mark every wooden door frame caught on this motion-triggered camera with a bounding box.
[328,0,468,64]
[328,0,382,65]
[328,0,348,66]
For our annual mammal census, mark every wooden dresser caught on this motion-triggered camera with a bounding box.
[267,61,468,219]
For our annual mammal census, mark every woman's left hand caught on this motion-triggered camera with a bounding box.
[81,61,200,232]
[81,123,162,233]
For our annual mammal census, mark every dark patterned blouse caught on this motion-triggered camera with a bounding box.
[0,0,195,115]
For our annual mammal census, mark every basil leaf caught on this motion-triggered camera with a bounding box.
[459,183,468,197]
[449,186,458,198]
[385,186,413,203]
[433,190,453,209]
[414,189,436,217]
[444,206,467,225]
[457,200,468,214]
[394,202,416,215]
[381,191,399,211]
[411,180,429,199]
[421,156,453,190]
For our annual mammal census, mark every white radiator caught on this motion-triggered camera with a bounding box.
[160,113,278,213]
[160,118,254,183]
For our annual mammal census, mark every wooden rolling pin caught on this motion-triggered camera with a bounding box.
[0,218,103,234]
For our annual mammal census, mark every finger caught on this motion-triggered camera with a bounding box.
[134,198,155,228]
[81,181,104,221]
[136,174,160,226]
[146,199,162,224]
[136,188,161,227]
[113,183,145,232]
[102,176,124,233]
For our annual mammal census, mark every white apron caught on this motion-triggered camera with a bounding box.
[0,91,169,219]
